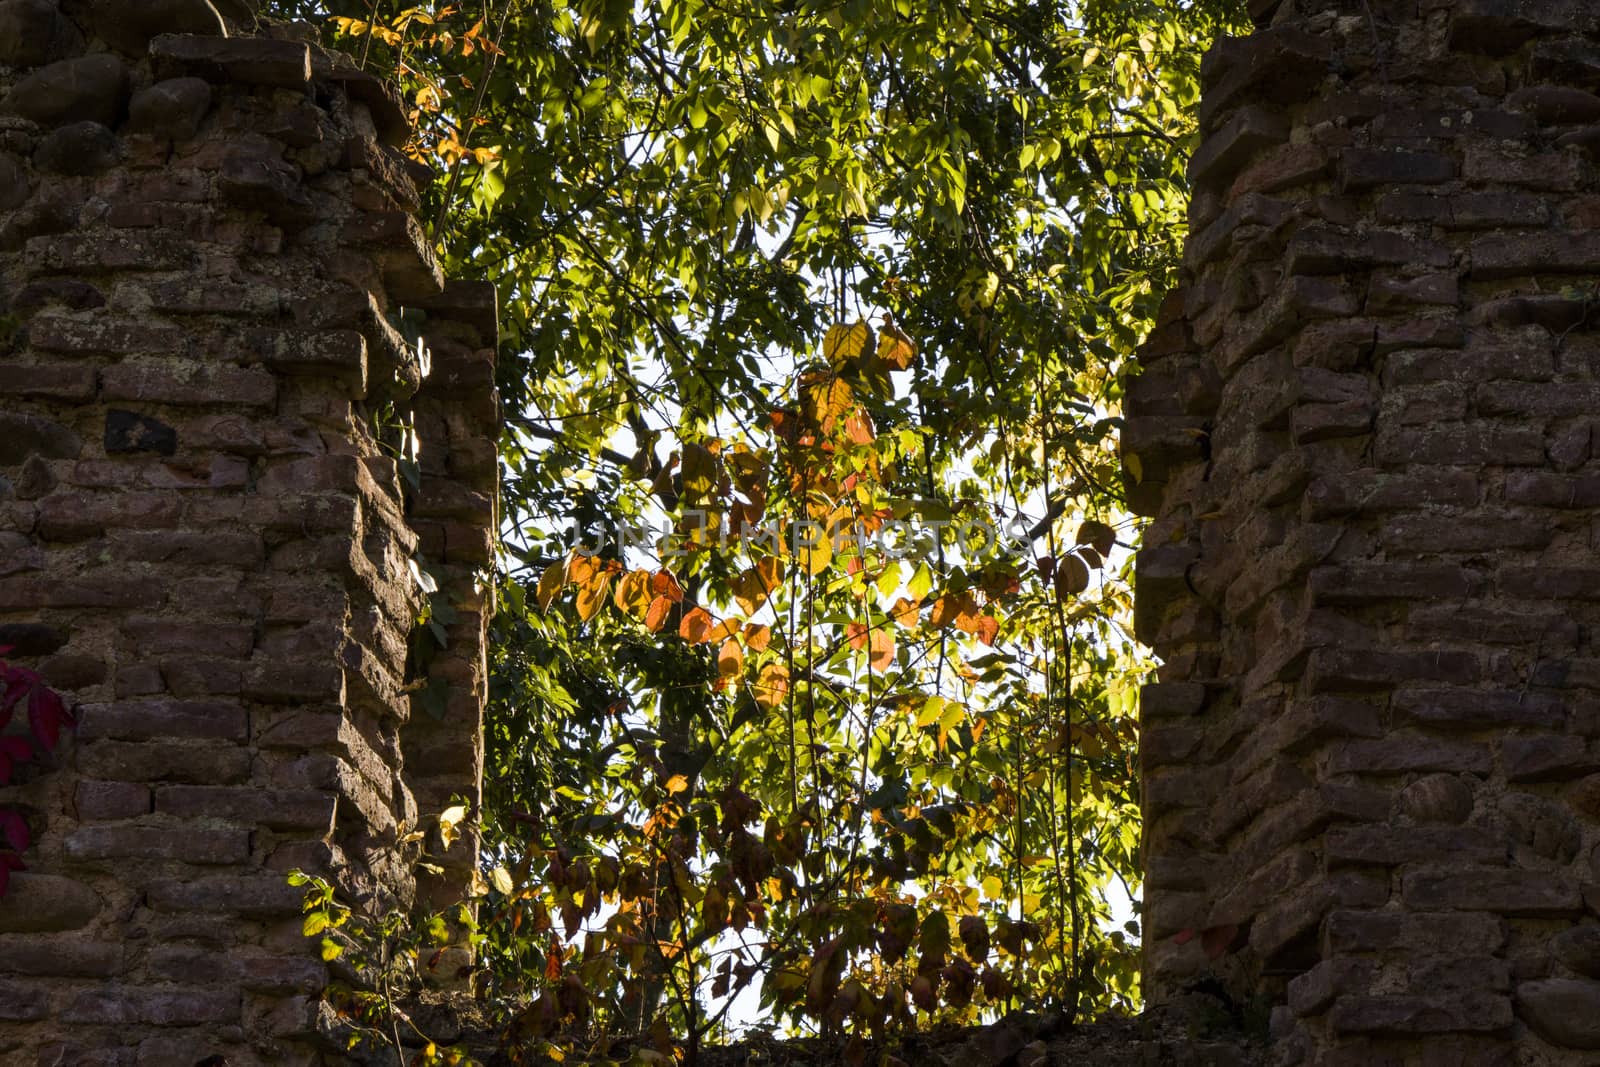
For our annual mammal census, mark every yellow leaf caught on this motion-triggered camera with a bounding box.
[613,569,653,617]
[823,321,873,369]
[491,867,514,895]
[718,639,744,678]
[665,774,690,795]
[681,441,718,503]
[798,523,833,576]
[536,559,567,611]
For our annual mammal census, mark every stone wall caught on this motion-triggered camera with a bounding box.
[0,1,498,1063]
[1129,0,1600,1062]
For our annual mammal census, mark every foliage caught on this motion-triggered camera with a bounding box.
[292,804,487,1065]
[269,0,1246,1058]
[0,646,75,896]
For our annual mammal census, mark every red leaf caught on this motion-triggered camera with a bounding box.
[28,686,67,751]
[0,676,27,721]
[0,811,29,853]
[1172,927,1196,946]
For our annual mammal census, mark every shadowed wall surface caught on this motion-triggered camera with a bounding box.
[0,1,498,1062]
[1130,0,1600,1062]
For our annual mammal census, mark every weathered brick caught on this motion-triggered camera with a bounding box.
[1402,868,1583,915]
[74,779,151,820]
[1328,992,1512,1035]
[64,825,250,865]
[0,360,98,400]
[77,740,251,783]
[1373,424,1547,467]
[145,875,302,917]
[154,784,334,830]
[1340,149,1455,190]
[62,987,239,1026]
[0,875,101,934]
[1393,689,1563,729]
[122,617,255,658]
[1310,562,1475,605]
[0,935,122,978]
[1325,825,1504,868]
[100,360,277,409]
[78,700,247,742]
[1379,512,1552,553]
[1327,736,1493,775]
[36,492,182,540]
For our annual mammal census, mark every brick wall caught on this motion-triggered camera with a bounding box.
[1129,0,1600,1061]
[0,1,498,1062]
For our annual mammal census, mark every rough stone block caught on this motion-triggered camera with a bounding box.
[150,33,312,88]
[1402,868,1582,915]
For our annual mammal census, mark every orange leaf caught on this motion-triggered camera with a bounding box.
[753,663,789,710]
[887,597,921,626]
[644,596,673,633]
[717,639,744,678]
[575,571,614,622]
[652,570,685,603]
[678,606,715,644]
[973,615,999,646]
[844,413,875,446]
[568,554,601,587]
[868,629,895,672]
[876,324,916,370]
[743,623,772,652]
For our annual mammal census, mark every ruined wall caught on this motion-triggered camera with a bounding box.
[1132,0,1600,1062]
[1129,0,1600,1062]
[0,1,498,1062]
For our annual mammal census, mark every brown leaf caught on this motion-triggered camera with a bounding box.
[1077,519,1116,556]
[958,914,990,960]
[1053,554,1090,599]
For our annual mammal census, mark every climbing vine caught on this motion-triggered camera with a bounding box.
[0,648,75,896]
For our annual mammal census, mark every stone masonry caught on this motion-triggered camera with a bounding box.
[0,1,498,1063]
[1128,0,1600,1062]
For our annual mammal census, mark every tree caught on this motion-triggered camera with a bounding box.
[269,0,1245,1058]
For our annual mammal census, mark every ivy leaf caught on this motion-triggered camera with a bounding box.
[0,811,28,853]
[27,686,68,752]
